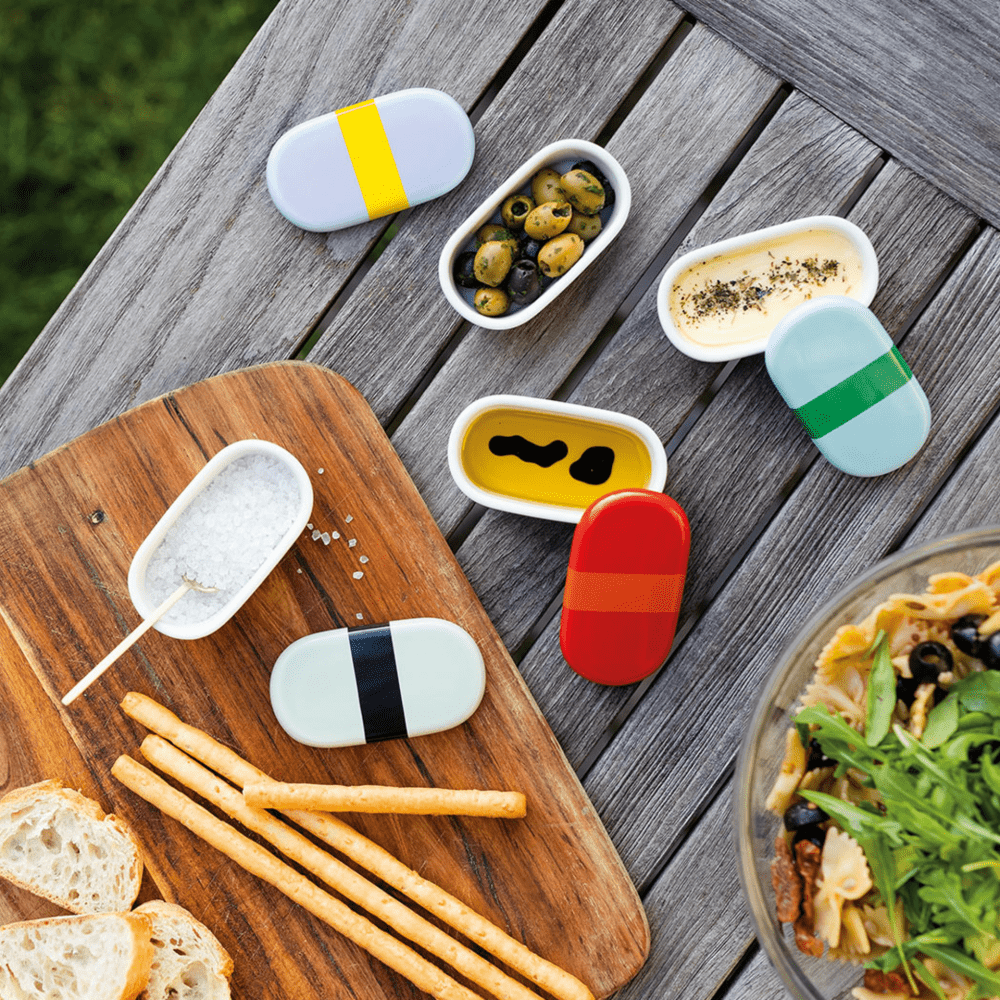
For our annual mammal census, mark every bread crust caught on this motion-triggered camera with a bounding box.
[0,779,144,913]
[0,910,154,1000]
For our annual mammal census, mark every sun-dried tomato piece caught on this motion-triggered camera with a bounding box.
[863,968,911,994]
[771,835,802,923]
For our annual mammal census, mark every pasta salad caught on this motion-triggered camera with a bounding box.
[768,561,1000,1000]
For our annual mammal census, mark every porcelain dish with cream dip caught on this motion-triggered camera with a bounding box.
[657,216,878,362]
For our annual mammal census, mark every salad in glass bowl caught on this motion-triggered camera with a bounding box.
[736,529,1000,1000]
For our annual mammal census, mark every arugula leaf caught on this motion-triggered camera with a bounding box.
[923,692,960,748]
[866,633,896,746]
[917,941,1000,997]
[911,957,947,1000]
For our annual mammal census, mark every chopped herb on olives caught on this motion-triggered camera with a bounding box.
[474,287,510,316]
[506,259,541,306]
[501,194,534,231]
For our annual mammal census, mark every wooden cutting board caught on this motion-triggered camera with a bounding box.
[0,362,648,1000]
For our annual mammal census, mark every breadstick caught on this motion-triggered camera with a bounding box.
[120,693,594,1000]
[244,781,527,818]
[112,755,482,1000]
[140,735,543,1000]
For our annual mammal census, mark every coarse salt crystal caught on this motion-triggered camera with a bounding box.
[348,538,357,547]
[345,515,353,523]
[356,613,364,620]
[311,529,321,541]
[332,531,340,540]
[318,468,324,474]
[353,571,364,579]
[307,523,313,530]
[322,532,330,545]
[359,555,369,564]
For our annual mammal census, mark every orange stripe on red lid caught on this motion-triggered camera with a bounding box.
[563,570,684,614]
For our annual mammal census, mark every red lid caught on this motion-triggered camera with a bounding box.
[559,489,690,685]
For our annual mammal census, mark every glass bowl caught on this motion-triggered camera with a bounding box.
[734,525,1000,1000]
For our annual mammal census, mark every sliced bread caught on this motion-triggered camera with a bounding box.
[0,910,154,1000]
[134,901,232,1000]
[0,780,143,914]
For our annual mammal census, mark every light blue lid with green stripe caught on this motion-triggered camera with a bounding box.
[765,296,930,477]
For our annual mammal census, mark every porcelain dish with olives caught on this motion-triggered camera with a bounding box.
[439,140,631,330]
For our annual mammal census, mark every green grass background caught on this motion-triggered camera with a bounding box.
[0,0,279,387]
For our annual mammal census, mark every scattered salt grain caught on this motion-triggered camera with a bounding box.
[353,571,364,580]
[332,531,340,540]
[345,515,353,523]
[356,613,364,620]
[348,538,357,548]
[144,454,301,626]
[297,568,303,574]
[359,555,369,564]
[307,523,314,530]
[321,532,330,545]
[318,468,324,474]
[311,529,321,540]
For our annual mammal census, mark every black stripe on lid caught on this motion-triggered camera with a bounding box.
[348,624,407,743]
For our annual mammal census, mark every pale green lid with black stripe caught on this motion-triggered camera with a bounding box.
[765,296,930,477]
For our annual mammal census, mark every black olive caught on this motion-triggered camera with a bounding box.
[506,259,542,307]
[806,739,833,771]
[908,641,953,684]
[792,825,826,848]
[517,234,545,263]
[571,159,615,210]
[951,614,986,656]
[453,251,478,289]
[783,800,829,831]
[979,630,1000,670]
[895,674,920,705]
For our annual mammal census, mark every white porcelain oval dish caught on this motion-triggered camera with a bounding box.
[447,394,666,523]
[657,215,879,363]
[438,139,631,331]
[128,439,313,640]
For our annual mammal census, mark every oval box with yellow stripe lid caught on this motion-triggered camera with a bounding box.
[267,88,475,232]
[765,296,930,477]
[559,489,690,686]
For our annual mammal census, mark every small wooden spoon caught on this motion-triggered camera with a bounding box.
[61,575,219,706]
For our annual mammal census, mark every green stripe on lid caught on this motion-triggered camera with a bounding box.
[793,347,913,439]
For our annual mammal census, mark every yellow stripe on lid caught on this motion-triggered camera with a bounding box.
[336,99,409,219]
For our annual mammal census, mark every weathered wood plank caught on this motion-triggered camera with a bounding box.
[377,23,781,543]
[583,223,1000,892]
[307,0,687,427]
[683,0,1000,226]
[613,787,755,1000]
[456,91,882,661]
[0,0,549,479]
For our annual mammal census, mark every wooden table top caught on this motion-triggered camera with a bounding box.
[3,2,1000,998]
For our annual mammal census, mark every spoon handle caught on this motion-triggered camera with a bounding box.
[61,580,194,706]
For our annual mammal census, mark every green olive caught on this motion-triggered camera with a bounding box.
[474,241,513,287]
[530,167,564,205]
[474,287,510,316]
[501,195,534,231]
[566,210,602,242]
[523,201,572,240]
[476,224,517,255]
[538,234,584,278]
[560,168,605,215]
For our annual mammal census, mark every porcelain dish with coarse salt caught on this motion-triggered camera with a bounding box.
[448,394,666,522]
[657,216,879,363]
[438,139,631,330]
[128,439,313,640]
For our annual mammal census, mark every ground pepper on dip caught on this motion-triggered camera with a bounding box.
[768,561,1000,1000]
[669,226,864,348]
